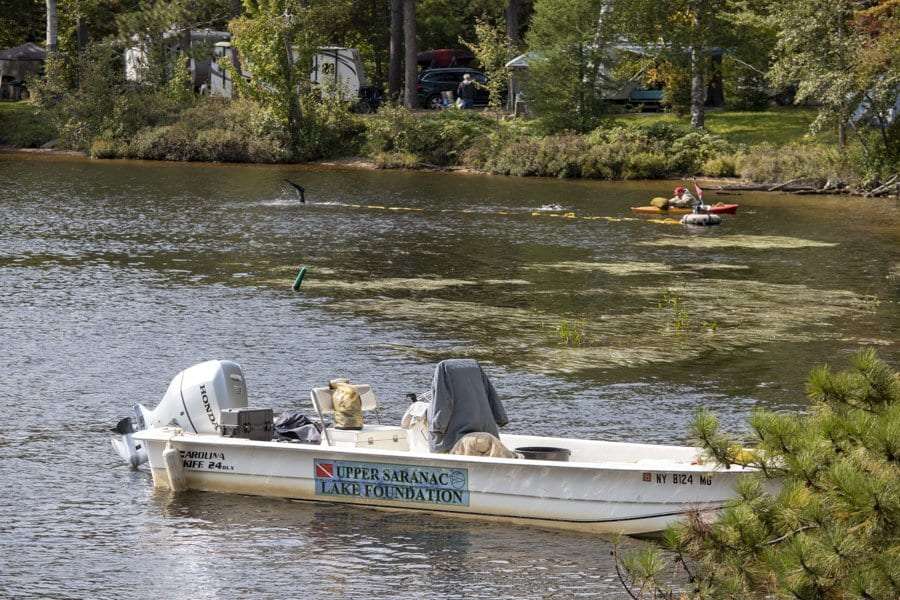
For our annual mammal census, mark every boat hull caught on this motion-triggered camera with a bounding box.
[136,429,749,535]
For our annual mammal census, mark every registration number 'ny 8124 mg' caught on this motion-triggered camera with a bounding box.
[642,472,713,485]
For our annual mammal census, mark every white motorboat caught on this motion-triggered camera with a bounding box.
[113,360,754,536]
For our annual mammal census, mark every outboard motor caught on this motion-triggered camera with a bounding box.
[111,360,248,468]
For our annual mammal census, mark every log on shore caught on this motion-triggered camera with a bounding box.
[768,178,802,191]
[717,182,819,192]
[704,177,894,198]
[717,183,770,191]
[865,175,899,197]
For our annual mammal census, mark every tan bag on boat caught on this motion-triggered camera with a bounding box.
[330,379,363,430]
[449,432,518,459]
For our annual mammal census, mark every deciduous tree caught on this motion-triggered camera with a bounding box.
[0,0,44,48]
[769,0,899,172]
[525,0,609,132]
[610,0,733,127]
[461,16,508,112]
[402,0,416,108]
[229,0,346,150]
[769,0,858,147]
[388,0,403,100]
[46,0,59,51]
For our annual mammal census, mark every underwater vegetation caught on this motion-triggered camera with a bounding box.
[323,275,872,374]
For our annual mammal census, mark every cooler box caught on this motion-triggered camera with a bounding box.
[219,408,273,441]
[327,425,409,451]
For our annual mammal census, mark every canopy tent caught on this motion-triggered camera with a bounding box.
[0,42,46,99]
[0,42,46,63]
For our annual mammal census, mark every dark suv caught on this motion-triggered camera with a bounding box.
[416,68,491,109]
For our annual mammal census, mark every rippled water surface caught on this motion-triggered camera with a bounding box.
[1,153,897,599]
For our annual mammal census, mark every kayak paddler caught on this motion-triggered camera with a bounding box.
[668,186,696,208]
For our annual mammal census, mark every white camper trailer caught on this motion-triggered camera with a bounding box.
[209,41,248,98]
[209,44,380,111]
[125,29,231,90]
[310,47,367,101]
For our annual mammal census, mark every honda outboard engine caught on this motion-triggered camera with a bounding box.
[111,360,248,468]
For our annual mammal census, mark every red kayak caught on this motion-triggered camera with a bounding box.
[703,203,739,214]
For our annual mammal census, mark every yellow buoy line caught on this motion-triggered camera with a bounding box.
[332,203,681,225]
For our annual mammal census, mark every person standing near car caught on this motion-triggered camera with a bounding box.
[456,73,476,109]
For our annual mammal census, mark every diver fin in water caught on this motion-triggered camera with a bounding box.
[283,179,306,203]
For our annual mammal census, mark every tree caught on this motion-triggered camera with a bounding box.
[769,0,858,148]
[719,2,776,111]
[525,0,609,132]
[116,0,190,88]
[769,0,899,172]
[402,0,417,108]
[388,0,403,100]
[414,0,506,55]
[688,4,706,128]
[46,0,58,52]
[851,0,900,172]
[229,0,303,147]
[609,0,734,127]
[617,348,900,600]
[0,0,44,48]
[229,0,346,151]
[505,0,522,49]
[461,16,508,112]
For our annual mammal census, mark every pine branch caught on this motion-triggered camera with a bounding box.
[674,552,697,584]
[762,524,818,546]
[610,544,643,600]
[887,565,900,595]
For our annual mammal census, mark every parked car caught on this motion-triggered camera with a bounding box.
[416,68,491,109]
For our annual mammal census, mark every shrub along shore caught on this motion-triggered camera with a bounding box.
[2,99,897,198]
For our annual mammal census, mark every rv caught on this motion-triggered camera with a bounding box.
[209,43,381,112]
[125,29,231,91]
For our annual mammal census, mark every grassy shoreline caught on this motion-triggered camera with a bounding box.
[2,99,893,196]
[0,145,866,201]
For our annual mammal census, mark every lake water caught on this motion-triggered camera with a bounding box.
[1,153,897,599]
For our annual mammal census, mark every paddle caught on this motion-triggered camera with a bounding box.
[283,179,306,203]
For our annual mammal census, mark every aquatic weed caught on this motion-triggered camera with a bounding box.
[701,320,720,333]
[658,291,722,334]
[556,318,587,346]
[860,294,882,312]
[658,290,690,333]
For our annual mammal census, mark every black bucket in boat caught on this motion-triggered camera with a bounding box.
[515,446,571,462]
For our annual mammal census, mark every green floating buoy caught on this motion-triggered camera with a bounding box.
[292,267,308,291]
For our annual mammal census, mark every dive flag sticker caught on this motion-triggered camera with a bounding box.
[316,462,334,479]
